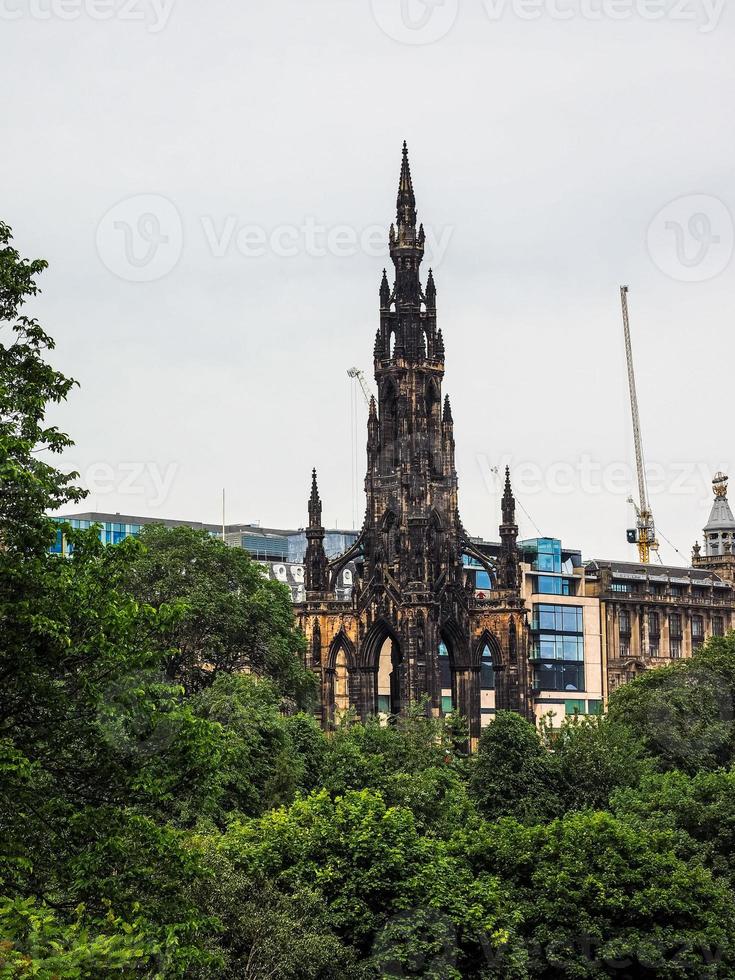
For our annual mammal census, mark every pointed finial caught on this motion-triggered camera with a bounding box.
[380,268,390,308]
[435,327,445,357]
[443,394,453,424]
[374,328,384,358]
[426,268,436,308]
[396,141,416,228]
[369,394,377,417]
[502,466,516,525]
[308,469,322,528]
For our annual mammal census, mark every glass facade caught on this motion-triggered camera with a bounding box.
[50,517,144,554]
[242,533,289,562]
[287,530,359,563]
[532,602,585,693]
[520,538,562,574]
[535,575,572,596]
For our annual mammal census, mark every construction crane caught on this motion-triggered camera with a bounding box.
[620,285,659,564]
[347,367,374,408]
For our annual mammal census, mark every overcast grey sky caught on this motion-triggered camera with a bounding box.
[3,0,734,562]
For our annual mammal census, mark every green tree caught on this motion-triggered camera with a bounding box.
[462,810,735,977]
[547,713,653,812]
[111,523,313,703]
[221,788,520,979]
[191,674,325,819]
[469,711,558,823]
[613,767,735,891]
[0,220,84,554]
[321,707,472,833]
[607,637,735,774]
[0,225,221,974]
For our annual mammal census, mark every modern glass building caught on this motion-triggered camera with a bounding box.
[287,530,360,563]
[519,538,603,722]
[50,512,296,562]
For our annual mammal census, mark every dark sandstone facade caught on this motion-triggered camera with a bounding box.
[295,145,532,744]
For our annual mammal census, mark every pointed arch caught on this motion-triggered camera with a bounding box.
[327,628,357,671]
[362,618,404,719]
[311,622,321,666]
[441,618,469,666]
[473,629,503,667]
[362,617,401,668]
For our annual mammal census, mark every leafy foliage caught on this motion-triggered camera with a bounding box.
[113,523,313,703]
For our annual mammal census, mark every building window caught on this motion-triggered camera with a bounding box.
[619,636,630,658]
[648,612,660,636]
[669,613,682,638]
[670,638,682,659]
[534,661,585,692]
[536,576,573,596]
[587,699,603,716]
[692,616,704,644]
[565,698,585,715]
[714,616,724,637]
[648,639,660,658]
[531,603,585,692]
[619,609,631,634]
[438,641,451,689]
[441,695,453,713]
[610,583,631,593]
[480,645,495,690]
[533,604,584,633]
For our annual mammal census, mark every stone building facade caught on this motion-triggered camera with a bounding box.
[295,146,532,743]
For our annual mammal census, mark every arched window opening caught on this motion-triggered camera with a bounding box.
[334,649,349,716]
[439,640,454,715]
[377,636,403,721]
[480,641,496,728]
